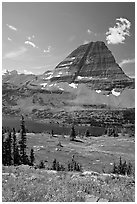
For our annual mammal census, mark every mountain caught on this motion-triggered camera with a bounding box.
[2,41,135,112]
[46,41,134,94]
[51,41,129,82]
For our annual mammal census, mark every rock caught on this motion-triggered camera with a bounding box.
[85,195,100,202]
[2,173,10,176]
[46,170,57,174]
[98,198,109,202]
[55,147,61,151]
[10,173,16,178]
[82,170,99,176]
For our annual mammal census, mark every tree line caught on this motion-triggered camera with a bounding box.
[2,115,35,166]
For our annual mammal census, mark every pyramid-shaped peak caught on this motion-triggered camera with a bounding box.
[52,41,129,82]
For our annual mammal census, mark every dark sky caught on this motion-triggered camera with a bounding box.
[2,2,135,77]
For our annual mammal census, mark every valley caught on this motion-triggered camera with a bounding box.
[2,40,135,202]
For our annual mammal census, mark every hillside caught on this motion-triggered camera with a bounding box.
[2,165,135,202]
[2,133,135,202]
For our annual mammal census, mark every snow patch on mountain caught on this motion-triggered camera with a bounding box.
[77,76,93,80]
[112,89,121,96]
[96,90,101,93]
[58,87,64,91]
[49,84,53,87]
[69,83,78,89]
[43,74,53,80]
[41,83,47,87]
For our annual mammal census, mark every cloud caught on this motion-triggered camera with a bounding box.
[8,37,12,41]
[27,36,31,41]
[87,28,97,36]
[4,47,27,59]
[6,24,18,31]
[106,18,131,44]
[23,70,34,75]
[119,58,135,67]
[44,46,52,53]
[87,29,92,34]
[27,35,35,41]
[25,40,38,48]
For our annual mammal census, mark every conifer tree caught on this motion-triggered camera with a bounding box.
[127,162,132,175]
[20,115,27,164]
[85,129,90,137]
[51,129,54,137]
[112,162,117,174]
[13,128,16,164]
[13,128,20,165]
[2,129,6,165]
[6,131,13,165]
[122,160,127,175]
[118,156,122,174]
[30,148,35,166]
[70,126,76,141]
[52,159,57,170]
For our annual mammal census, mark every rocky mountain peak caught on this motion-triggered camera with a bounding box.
[51,41,129,82]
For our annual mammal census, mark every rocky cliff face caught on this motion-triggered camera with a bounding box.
[51,41,130,83]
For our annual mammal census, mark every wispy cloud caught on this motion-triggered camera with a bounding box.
[23,70,34,75]
[44,46,52,53]
[87,28,97,36]
[4,47,27,59]
[25,40,38,48]
[8,37,12,41]
[27,35,35,41]
[119,58,135,67]
[27,36,31,41]
[87,29,92,34]
[6,24,18,31]
[106,18,131,44]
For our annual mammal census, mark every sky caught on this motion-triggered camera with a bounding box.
[2,2,135,77]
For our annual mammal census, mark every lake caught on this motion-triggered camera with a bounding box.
[2,116,105,136]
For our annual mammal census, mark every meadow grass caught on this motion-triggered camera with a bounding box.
[2,165,135,202]
[2,133,135,202]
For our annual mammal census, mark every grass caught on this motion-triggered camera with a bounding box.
[2,165,135,202]
[26,133,135,173]
[2,133,135,202]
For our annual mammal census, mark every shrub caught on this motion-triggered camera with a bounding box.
[51,159,65,171]
[112,157,133,176]
[107,127,118,137]
[67,155,82,172]
[38,160,45,169]
[85,129,90,137]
